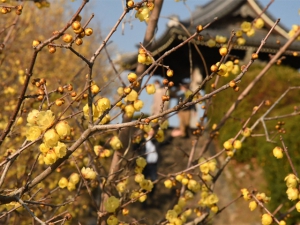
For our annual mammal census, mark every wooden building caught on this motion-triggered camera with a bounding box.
[122,0,300,88]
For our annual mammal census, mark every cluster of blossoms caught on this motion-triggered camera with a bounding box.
[240,188,278,225]
[58,173,80,191]
[285,174,300,202]
[137,47,153,65]
[93,145,112,158]
[206,18,264,48]
[288,25,300,41]
[223,138,242,157]
[104,196,121,225]
[134,1,154,22]
[82,97,111,123]
[210,59,241,77]
[164,181,219,224]
[25,109,71,165]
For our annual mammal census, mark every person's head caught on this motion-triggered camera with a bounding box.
[154,79,161,89]
[180,83,189,91]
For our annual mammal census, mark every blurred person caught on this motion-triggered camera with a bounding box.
[176,79,196,138]
[151,80,169,116]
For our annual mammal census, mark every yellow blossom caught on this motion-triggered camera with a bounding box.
[261,214,273,225]
[55,121,70,139]
[43,129,59,147]
[254,18,264,29]
[43,149,57,165]
[53,141,67,158]
[286,187,299,201]
[81,167,97,180]
[69,173,80,185]
[249,200,257,211]
[104,196,120,213]
[58,177,68,188]
[109,136,123,150]
[26,126,42,141]
[27,109,40,125]
[37,110,55,131]
[241,21,252,32]
[97,97,111,112]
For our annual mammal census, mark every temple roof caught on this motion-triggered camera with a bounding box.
[121,0,300,82]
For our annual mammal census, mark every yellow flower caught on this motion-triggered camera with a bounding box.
[58,177,68,188]
[241,188,251,200]
[37,110,55,131]
[285,174,299,188]
[107,215,118,225]
[216,62,228,76]
[241,21,252,32]
[206,39,216,47]
[125,104,135,117]
[69,173,80,185]
[97,97,111,112]
[135,5,150,22]
[55,121,70,139]
[199,158,209,174]
[296,201,300,212]
[231,64,240,75]
[133,99,144,111]
[155,129,164,142]
[109,136,123,150]
[273,146,283,159]
[254,18,264,29]
[27,109,39,125]
[39,143,50,154]
[165,209,178,223]
[164,179,173,189]
[225,61,234,72]
[43,149,57,165]
[26,126,42,141]
[53,141,67,158]
[43,129,59,147]
[207,194,219,205]
[136,157,147,169]
[146,84,156,95]
[249,200,257,211]
[246,28,255,37]
[261,214,273,225]
[81,167,97,180]
[139,179,153,191]
[67,182,76,191]
[237,37,246,45]
[104,196,120,213]
[215,35,227,43]
[135,173,145,183]
[286,187,299,201]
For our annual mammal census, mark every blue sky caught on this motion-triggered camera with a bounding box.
[72,0,300,127]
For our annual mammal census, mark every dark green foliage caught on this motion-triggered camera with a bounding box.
[206,64,300,223]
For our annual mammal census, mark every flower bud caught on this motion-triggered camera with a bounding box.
[67,182,76,191]
[233,140,242,150]
[146,84,156,95]
[273,146,283,159]
[249,201,257,211]
[91,84,100,94]
[261,214,273,225]
[242,127,252,137]
[127,72,137,83]
[164,179,173,189]
[62,34,73,43]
